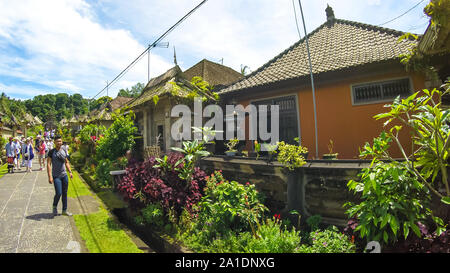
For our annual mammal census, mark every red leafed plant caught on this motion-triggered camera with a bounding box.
[117,152,207,217]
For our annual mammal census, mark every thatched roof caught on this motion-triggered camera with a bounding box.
[89,96,133,122]
[127,65,218,109]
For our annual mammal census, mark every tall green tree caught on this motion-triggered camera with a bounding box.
[118,82,145,98]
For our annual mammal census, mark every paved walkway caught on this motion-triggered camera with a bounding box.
[0,160,84,253]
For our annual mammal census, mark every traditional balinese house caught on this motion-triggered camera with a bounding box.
[184,59,243,90]
[88,96,133,128]
[219,6,428,159]
[19,112,38,138]
[68,115,88,133]
[60,117,69,127]
[127,60,241,157]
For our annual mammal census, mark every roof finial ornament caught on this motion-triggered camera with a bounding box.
[174,46,178,65]
[326,4,335,25]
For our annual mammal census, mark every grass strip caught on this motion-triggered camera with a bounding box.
[73,207,143,253]
[68,170,93,198]
[69,170,143,253]
[0,163,8,180]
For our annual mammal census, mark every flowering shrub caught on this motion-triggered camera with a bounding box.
[298,226,355,253]
[117,153,207,217]
[78,123,106,144]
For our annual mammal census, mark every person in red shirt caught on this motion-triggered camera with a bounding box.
[38,139,46,171]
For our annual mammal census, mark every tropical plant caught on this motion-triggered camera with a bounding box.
[170,138,210,183]
[373,83,450,206]
[346,130,447,245]
[190,171,268,244]
[244,217,302,253]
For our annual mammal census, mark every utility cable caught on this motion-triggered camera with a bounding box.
[91,0,208,101]
[379,0,426,26]
[292,0,302,39]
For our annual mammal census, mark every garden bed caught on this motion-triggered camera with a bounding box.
[112,207,192,253]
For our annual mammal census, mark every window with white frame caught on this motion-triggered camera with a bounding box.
[352,78,411,105]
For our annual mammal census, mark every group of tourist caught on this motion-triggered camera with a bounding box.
[4,134,70,173]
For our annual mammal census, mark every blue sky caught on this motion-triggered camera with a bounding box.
[0,0,431,100]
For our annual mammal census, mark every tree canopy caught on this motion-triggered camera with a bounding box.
[117,82,145,98]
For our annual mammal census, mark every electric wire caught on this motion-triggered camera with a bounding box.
[379,0,426,26]
[91,0,208,101]
[292,0,302,39]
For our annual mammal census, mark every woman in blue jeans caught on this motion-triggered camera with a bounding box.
[47,135,73,216]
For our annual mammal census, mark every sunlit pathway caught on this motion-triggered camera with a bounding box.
[0,160,83,253]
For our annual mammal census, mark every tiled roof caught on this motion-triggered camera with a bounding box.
[220,18,418,94]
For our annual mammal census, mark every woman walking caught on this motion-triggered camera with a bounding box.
[38,139,46,170]
[24,137,34,173]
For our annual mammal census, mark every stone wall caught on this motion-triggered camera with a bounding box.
[199,156,369,226]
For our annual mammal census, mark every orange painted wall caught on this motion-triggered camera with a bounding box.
[238,71,426,159]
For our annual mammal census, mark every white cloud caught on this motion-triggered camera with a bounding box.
[0,0,173,99]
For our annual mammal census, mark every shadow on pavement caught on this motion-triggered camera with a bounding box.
[26,213,55,221]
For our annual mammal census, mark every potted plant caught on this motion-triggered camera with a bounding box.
[294,137,309,159]
[252,140,261,159]
[193,126,221,154]
[277,141,308,170]
[263,143,278,162]
[322,139,338,160]
[225,138,239,156]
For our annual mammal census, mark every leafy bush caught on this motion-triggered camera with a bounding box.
[298,226,355,253]
[276,141,308,170]
[141,202,165,228]
[191,171,268,244]
[95,159,114,187]
[306,214,322,231]
[346,133,445,245]
[96,110,137,161]
[244,218,302,253]
[373,85,449,207]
